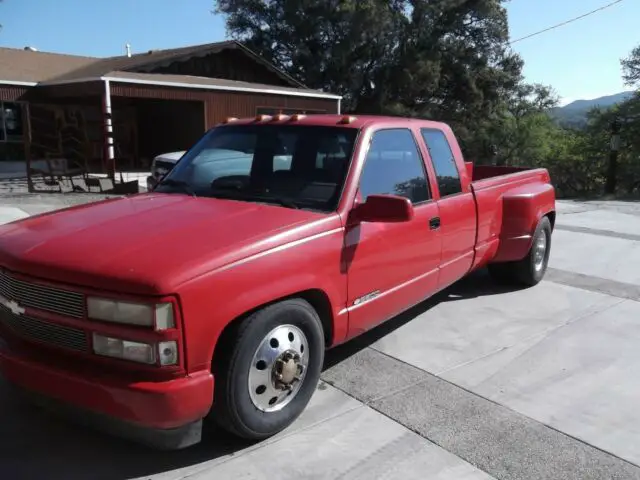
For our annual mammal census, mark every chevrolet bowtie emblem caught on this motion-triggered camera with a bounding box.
[0,295,25,316]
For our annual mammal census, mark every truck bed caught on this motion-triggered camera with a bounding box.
[467,165,555,271]
[469,164,534,182]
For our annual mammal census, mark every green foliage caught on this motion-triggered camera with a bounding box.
[590,94,640,194]
[622,45,640,88]
[537,127,606,196]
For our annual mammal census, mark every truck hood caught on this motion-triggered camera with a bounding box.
[0,193,337,295]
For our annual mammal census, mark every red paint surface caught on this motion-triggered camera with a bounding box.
[0,114,555,434]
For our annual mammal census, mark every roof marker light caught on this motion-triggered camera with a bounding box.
[272,113,290,121]
[255,114,272,122]
[290,114,306,121]
[223,117,238,124]
[338,115,357,124]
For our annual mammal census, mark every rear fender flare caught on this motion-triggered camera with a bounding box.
[492,182,555,263]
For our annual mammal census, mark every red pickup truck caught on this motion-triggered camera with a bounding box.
[0,114,555,449]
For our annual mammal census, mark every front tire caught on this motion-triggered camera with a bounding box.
[210,298,325,441]
[488,216,552,287]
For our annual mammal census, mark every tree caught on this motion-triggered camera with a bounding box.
[570,45,640,195]
[622,45,640,88]
[214,0,524,160]
[215,0,406,110]
[484,83,559,166]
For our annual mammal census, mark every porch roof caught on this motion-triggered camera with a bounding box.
[39,71,342,100]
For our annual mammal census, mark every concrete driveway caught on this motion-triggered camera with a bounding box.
[1,198,640,479]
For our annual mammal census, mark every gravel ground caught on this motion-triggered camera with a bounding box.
[0,192,122,209]
[0,177,129,210]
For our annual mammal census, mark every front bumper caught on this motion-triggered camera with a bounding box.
[0,338,214,450]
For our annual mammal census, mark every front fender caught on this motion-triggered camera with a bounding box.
[177,227,347,373]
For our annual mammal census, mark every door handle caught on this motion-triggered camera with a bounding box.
[429,216,441,230]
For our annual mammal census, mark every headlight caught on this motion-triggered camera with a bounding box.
[87,298,153,326]
[87,297,175,330]
[93,334,156,364]
[92,334,179,366]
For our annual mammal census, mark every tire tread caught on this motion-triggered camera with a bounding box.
[488,216,552,287]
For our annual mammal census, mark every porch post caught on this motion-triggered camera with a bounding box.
[103,79,115,179]
[23,103,34,192]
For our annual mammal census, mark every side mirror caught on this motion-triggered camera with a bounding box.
[352,194,414,223]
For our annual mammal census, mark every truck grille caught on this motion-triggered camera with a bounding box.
[0,269,85,319]
[0,304,89,352]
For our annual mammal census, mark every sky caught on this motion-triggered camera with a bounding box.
[0,0,638,106]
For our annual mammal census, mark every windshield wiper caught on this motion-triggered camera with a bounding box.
[210,190,300,209]
[262,196,300,209]
[157,178,196,197]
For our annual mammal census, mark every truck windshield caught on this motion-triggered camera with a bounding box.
[155,124,359,211]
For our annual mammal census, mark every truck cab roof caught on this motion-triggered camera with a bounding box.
[217,113,450,131]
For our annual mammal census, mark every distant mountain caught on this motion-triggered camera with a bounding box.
[551,91,635,129]
[560,92,634,111]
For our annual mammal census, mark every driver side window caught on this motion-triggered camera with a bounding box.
[358,129,430,204]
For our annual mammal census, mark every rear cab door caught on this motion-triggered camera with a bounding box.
[342,123,442,338]
[416,124,477,289]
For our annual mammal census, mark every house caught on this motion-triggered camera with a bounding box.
[0,41,341,185]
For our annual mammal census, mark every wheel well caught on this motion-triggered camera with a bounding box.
[546,211,556,231]
[211,289,335,371]
[296,289,334,347]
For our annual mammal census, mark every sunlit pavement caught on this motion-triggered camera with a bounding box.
[2,198,640,480]
[0,206,29,224]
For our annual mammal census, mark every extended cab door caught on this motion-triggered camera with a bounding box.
[419,128,477,289]
[344,128,442,338]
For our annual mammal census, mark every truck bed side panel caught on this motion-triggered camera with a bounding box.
[470,168,554,270]
[472,165,532,181]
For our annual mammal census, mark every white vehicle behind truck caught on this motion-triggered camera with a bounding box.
[146,151,186,191]
[146,143,297,191]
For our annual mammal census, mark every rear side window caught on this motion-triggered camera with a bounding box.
[420,129,462,197]
[359,129,429,204]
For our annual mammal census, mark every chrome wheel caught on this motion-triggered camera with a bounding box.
[533,231,547,272]
[248,324,308,412]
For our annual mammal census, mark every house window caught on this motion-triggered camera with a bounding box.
[256,107,326,116]
[0,102,24,142]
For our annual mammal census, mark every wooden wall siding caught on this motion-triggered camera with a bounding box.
[205,93,337,127]
[145,50,292,87]
[0,86,29,102]
[110,83,210,101]
[110,83,339,129]
[135,99,204,160]
[33,82,103,100]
